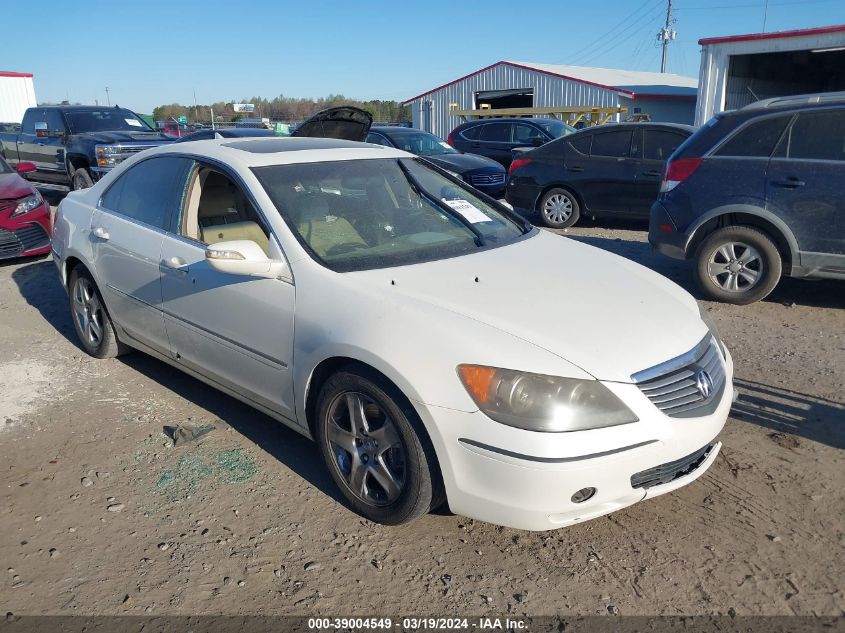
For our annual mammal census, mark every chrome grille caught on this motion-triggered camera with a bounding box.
[631,444,713,489]
[470,172,505,186]
[633,336,726,418]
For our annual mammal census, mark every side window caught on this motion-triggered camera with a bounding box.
[45,110,64,133]
[366,132,392,147]
[590,130,633,158]
[459,125,481,141]
[479,123,510,142]
[21,109,39,134]
[644,130,688,161]
[784,110,845,161]
[100,156,191,231]
[567,133,592,155]
[180,165,272,255]
[512,124,545,143]
[715,116,790,158]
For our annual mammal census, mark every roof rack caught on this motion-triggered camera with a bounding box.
[742,91,845,111]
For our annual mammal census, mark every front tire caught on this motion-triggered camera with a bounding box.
[315,367,441,525]
[68,269,129,358]
[538,188,580,229]
[71,166,94,191]
[695,225,782,304]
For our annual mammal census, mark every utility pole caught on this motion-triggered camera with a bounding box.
[105,86,111,106]
[657,0,676,73]
[193,88,199,123]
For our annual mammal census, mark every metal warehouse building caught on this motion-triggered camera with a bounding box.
[403,61,698,139]
[0,71,37,124]
[695,24,845,125]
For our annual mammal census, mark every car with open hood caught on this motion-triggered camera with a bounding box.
[50,110,733,531]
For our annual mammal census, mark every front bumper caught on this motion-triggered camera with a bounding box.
[0,201,52,260]
[648,201,688,260]
[415,347,734,531]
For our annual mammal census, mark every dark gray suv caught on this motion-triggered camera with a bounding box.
[649,92,845,304]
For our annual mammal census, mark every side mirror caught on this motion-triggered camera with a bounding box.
[205,240,288,279]
[34,122,48,138]
[15,161,37,174]
[530,137,545,147]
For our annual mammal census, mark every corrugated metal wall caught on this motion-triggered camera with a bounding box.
[408,64,621,139]
[620,96,695,124]
[0,76,37,123]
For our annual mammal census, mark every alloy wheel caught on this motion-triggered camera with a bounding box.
[707,241,762,292]
[72,277,105,347]
[326,391,406,507]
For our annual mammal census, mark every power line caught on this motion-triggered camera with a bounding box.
[566,0,664,65]
[568,0,667,66]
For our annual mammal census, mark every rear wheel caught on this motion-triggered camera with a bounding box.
[695,225,782,304]
[71,166,94,191]
[538,188,580,229]
[315,367,441,525]
[68,269,129,358]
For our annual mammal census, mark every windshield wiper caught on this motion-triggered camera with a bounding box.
[397,161,485,247]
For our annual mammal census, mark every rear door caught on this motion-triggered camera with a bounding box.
[634,127,690,217]
[578,127,636,215]
[766,108,845,264]
[476,122,514,167]
[91,155,192,353]
[159,163,296,420]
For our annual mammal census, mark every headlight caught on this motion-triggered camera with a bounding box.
[95,144,122,167]
[457,365,638,432]
[11,192,44,217]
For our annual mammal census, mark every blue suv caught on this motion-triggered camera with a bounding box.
[649,92,845,304]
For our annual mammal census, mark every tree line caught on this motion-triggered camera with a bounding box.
[152,94,410,124]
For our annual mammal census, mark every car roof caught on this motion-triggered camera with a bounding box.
[458,117,564,126]
[737,91,845,114]
[142,136,409,169]
[568,122,695,133]
[371,126,434,135]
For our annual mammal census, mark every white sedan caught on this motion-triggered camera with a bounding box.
[51,124,733,531]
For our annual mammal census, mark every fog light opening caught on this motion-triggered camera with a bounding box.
[571,487,596,504]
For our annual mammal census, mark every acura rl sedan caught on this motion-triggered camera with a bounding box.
[51,117,733,531]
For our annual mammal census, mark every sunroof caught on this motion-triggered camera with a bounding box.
[222,137,367,153]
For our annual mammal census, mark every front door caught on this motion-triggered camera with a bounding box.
[159,164,296,420]
[91,155,192,353]
[766,108,845,267]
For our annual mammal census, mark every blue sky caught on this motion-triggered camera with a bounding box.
[4,0,845,113]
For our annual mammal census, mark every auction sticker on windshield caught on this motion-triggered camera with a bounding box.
[442,198,491,224]
[125,119,142,127]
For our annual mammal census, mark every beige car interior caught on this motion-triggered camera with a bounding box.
[182,168,270,255]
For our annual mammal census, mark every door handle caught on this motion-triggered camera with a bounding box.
[162,256,189,273]
[91,226,110,240]
[567,165,584,172]
[773,178,805,189]
[641,170,662,177]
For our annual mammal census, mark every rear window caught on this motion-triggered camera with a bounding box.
[591,130,633,158]
[644,130,689,161]
[459,125,481,141]
[715,116,791,158]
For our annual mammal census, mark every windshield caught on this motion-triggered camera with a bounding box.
[253,158,531,272]
[535,119,576,138]
[65,109,154,134]
[386,131,458,156]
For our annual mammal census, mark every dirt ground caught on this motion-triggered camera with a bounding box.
[1,201,843,617]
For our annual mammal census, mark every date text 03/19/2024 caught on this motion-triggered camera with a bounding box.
[307,617,528,630]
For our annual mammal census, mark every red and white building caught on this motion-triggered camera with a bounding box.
[0,71,37,124]
[695,24,845,125]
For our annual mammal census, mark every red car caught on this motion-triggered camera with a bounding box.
[0,157,52,260]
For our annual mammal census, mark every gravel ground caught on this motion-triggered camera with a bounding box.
[0,201,843,616]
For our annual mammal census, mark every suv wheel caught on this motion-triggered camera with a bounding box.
[315,367,442,525]
[538,188,580,229]
[695,225,782,304]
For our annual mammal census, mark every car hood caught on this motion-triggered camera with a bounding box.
[292,106,373,142]
[424,152,504,173]
[0,172,35,200]
[70,130,174,144]
[351,230,706,383]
